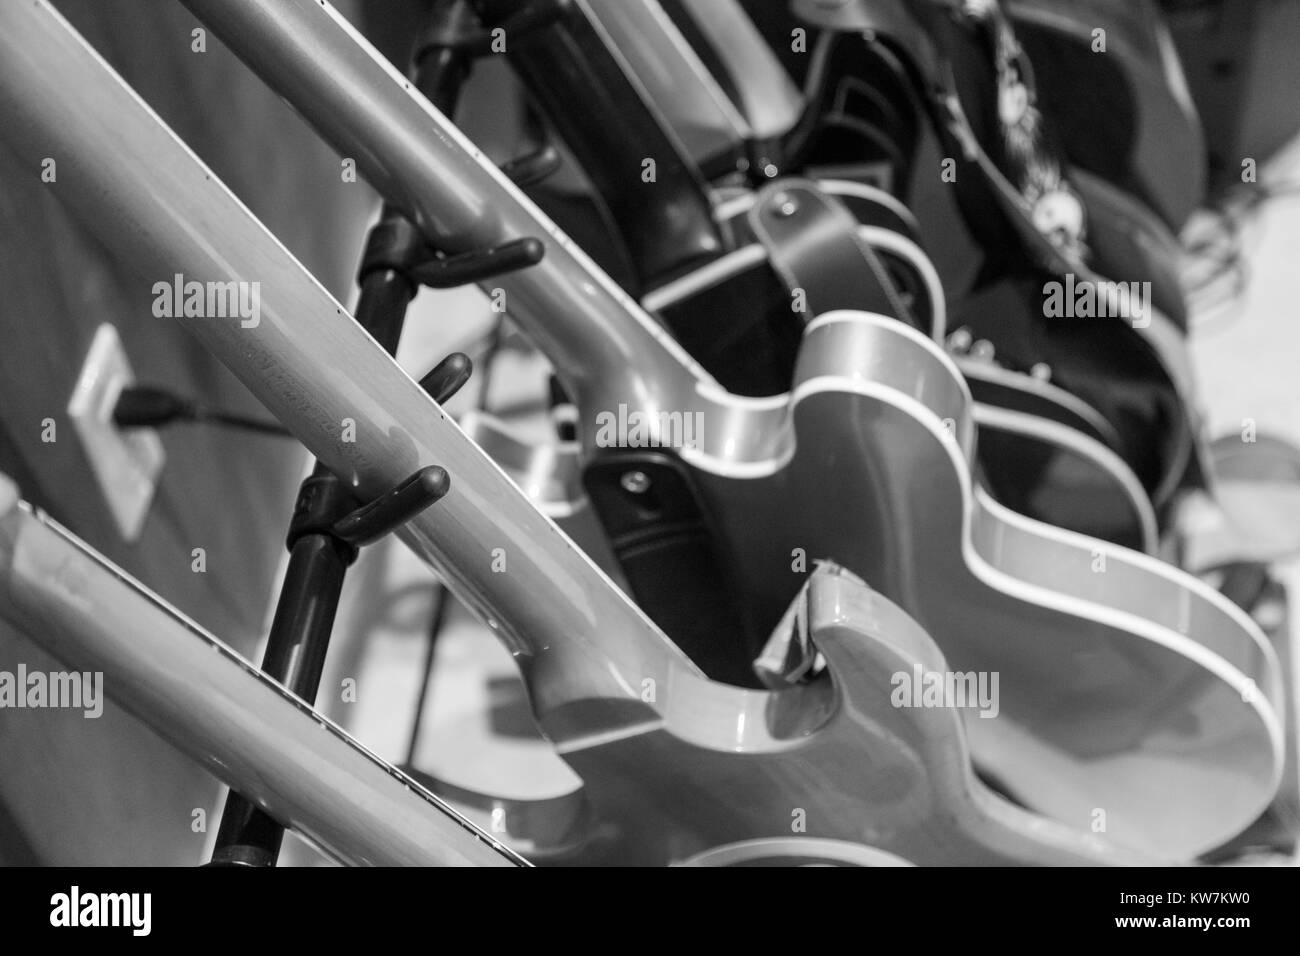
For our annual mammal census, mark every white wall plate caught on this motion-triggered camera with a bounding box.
[66,323,164,541]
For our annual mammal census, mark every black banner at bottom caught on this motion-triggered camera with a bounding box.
[0,864,1287,942]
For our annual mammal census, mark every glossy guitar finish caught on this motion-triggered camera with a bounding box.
[788,0,1207,509]
[473,308,1282,858]
[551,562,1164,866]
[0,481,522,868]
[970,400,1158,555]
[589,303,1282,856]
[0,0,1170,868]
[0,472,1153,865]
[668,178,1159,551]
[27,0,1279,858]
[682,311,1281,857]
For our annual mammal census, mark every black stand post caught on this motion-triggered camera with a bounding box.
[206,0,549,866]
[207,210,450,865]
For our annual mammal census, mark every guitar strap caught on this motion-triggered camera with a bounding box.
[746,178,915,324]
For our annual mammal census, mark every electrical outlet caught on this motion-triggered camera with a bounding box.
[66,324,164,541]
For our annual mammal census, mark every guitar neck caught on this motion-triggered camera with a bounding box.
[0,0,699,712]
[472,0,726,290]
[0,491,523,867]
[180,0,709,410]
[588,0,755,175]
[666,0,804,147]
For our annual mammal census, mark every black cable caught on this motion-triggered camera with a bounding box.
[193,407,293,437]
[405,582,450,769]
[405,314,507,766]
[112,384,290,436]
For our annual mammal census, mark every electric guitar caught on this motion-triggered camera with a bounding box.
[784,0,1208,515]
[457,1,1279,853]
[487,0,1166,554]
[467,178,1280,858]
[666,177,1161,554]
[120,0,1285,858]
[0,476,1158,864]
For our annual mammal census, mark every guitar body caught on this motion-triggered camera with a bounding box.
[407,107,1263,853]
[471,0,1180,552]
[571,307,1282,859]
[0,479,1157,865]
[775,0,1207,510]
[652,178,1160,551]
[1006,0,1206,232]
[546,562,1162,866]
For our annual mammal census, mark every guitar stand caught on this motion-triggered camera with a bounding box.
[206,208,469,866]
[206,463,450,867]
[207,1,549,865]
